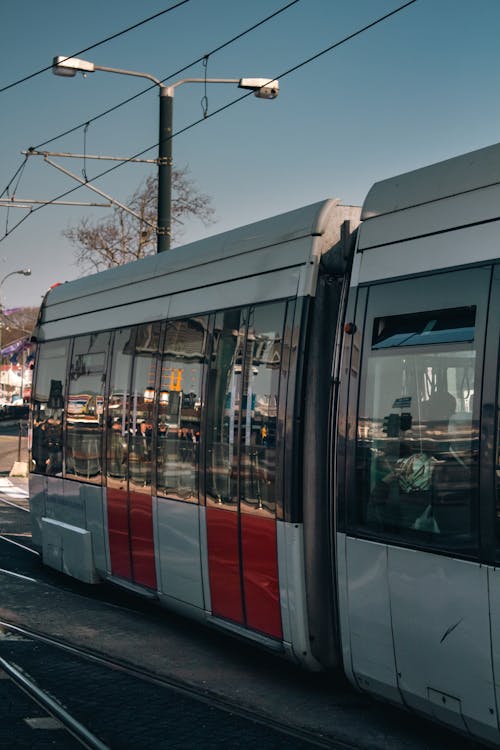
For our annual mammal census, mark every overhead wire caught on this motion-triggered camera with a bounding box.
[0,0,418,245]
[0,0,301,201]
[33,0,302,150]
[0,0,193,95]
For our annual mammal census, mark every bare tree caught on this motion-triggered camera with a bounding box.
[1,306,38,347]
[63,168,215,273]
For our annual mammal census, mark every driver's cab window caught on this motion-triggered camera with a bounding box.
[355,306,479,552]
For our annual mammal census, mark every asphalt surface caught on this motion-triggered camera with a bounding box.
[0,477,489,749]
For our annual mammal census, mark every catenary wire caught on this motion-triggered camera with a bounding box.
[0,1,193,95]
[33,0,302,150]
[0,0,301,201]
[0,0,418,244]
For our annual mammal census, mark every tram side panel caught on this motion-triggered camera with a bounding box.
[28,199,360,670]
[336,170,500,746]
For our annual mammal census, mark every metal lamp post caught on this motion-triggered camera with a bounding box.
[52,56,279,252]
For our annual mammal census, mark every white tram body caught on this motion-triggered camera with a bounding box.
[29,142,500,745]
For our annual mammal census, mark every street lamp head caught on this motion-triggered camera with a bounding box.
[20,269,31,277]
[238,78,279,99]
[52,56,95,77]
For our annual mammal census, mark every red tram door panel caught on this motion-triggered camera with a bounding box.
[107,439,157,590]
[241,513,282,639]
[107,484,133,580]
[106,327,157,590]
[205,305,283,640]
[206,506,244,623]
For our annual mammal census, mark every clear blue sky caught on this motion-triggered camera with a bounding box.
[1,0,499,308]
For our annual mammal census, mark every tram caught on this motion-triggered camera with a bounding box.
[29,142,500,746]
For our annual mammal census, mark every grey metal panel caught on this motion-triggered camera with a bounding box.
[29,474,46,549]
[168,267,301,321]
[276,520,322,670]
[156,497,204,609]
[199,505,211,612]
[44,477,85,528]
[358,183,500,251]
[362,142,500,220]
[45,199,345,308]
[356,220,500,285]
[39,266,302,340]
[37,201,360,342]
[81,483,107,574]
[41,517,98,583]
[44,237,311,326]
[39,297,172,341]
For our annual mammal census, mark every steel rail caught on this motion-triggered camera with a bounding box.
[0,619,353,750]
[0,655,110,750]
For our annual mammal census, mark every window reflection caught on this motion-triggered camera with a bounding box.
[206,310,246,507]
[156,317,207,503]
[32,341,69,476]
[106,329,134,488]
[65,333,109,483]
[356,337,478,549]
[128,322,161,492]
[240,303,285,516]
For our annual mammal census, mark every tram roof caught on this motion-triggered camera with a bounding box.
[361,141,500,220]
[38,199,360,340]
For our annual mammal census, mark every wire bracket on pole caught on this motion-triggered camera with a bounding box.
[19,149,158,229]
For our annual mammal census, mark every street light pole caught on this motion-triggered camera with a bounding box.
[158,89,173,253]
[53,57,279,253]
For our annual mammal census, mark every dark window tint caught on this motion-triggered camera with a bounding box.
[355,314,479,552]
[156,317,207,502]
[65,332,110,483]
[206,309,247,507]
[128,322,162,492]
[106,329,134,486]
[240,302,286,516]
[372,307,476,349]
[32,340,69,476]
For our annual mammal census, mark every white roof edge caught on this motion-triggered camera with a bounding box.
[361,142,500,220]
[45,199,348,307]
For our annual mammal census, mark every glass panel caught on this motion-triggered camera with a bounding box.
[106,329,134,485]
[156,317,207,503]
[206,309,247,507]
[32,340,69,476]
[65,332,109,483]
[128,322,161,492]
[373,307,476,349]
[240,303,286,516]
[356,334,478,551]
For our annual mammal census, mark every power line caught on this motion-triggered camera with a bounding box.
[33,0,302,150]
[0,0,301,202]
[0,1,193,95]
[0,0,418,245]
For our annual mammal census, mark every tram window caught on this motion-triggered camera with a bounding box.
[106,328,134,486]
[373,307,475,349]
[128,322,162,492]
[206,308,247,507]
[32,340,69,476]
[240,302,286,516]
[156,317,207,503]
[354,311,479,553]
[64,332,110,484]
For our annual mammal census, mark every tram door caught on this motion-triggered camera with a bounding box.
[205,304,284,639]
[106,325,159,589]
[344,267,497,734]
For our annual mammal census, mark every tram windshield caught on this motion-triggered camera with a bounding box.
[356,307,478,551]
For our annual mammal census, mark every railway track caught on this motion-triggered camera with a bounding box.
[0,652,108,749]
[0,621,346,750]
